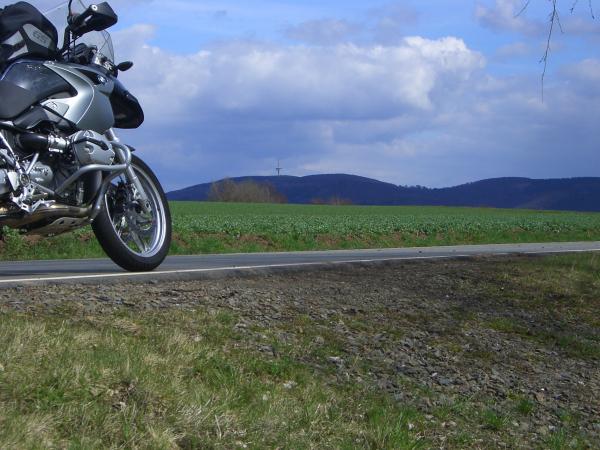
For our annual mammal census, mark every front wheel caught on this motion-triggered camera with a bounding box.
[93,155,172,272]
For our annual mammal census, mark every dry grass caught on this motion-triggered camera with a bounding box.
[0,309,424,449]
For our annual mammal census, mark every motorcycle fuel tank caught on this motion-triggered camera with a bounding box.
[0,60,71,120]
[2,61,72,102]
[42,61,116,133]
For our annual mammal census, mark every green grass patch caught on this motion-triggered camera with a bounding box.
[4,202,600,260]
[514,396,536,416]
[486,317,599,361]
[480,409,509,432]
[544,429,589,450]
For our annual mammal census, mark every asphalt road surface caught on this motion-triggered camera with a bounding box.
[0,241,599,288]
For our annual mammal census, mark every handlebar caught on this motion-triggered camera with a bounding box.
[68,13,85,28]
[64,42,118,76]
[68,6,95,36]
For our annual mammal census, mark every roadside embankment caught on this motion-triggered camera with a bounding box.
[0,254,598,448]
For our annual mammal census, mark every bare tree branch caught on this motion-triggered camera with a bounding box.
[540,0,560,96]
[519,0,595,96]
[516,0,532,17]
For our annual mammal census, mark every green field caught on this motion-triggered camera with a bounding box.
[2,202,600,260]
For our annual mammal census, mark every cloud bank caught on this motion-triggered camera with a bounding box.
[3,0,600,189]
[111,18,599,190]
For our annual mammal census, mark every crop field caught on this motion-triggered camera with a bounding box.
[2,202,600,260]
[167,202,600,254]
[172,202,600,237]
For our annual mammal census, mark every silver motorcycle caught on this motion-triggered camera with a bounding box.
[0,0,171,271]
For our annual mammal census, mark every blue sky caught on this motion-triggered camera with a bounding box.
[9,1,600,189]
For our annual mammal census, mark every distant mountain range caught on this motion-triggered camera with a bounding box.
[167,174,600,212]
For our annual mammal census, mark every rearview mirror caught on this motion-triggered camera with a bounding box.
[117,61,134,72]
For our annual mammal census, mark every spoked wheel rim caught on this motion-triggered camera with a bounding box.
[105,164,168,258]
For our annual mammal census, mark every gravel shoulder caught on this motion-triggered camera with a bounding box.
[1,255,599,448]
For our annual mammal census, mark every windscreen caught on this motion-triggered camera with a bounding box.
[43,1,115,63]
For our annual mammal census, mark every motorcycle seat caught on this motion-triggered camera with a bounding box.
[0,79,37,119]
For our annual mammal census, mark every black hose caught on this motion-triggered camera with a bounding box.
[16,134,50,152]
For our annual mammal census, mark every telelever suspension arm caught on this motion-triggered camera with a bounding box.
[104,129,151,214]
[88,143,131,222]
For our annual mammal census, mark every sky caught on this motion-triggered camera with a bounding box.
[6,0,600,189]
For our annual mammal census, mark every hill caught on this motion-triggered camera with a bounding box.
[167,174,600,212]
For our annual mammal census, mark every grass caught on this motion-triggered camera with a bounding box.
[482,254,600,361]
[3,202,600,261]
[514,397,536,416]
[481,409,509,432]
[0,309,425,449]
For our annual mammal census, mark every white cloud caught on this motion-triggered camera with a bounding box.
[118,33,484,123]
[571,58,600,79]
[367,3,419,43]
[561,58,600,87]
[495,41,531,59]
[476,0,599,40]
[285,19,361,45]
[475,0,544,35]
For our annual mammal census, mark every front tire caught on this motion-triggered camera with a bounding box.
[93,155,172,272]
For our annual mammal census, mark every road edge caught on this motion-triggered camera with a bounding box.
[0,252,555,289]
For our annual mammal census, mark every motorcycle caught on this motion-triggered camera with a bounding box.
[0,0,172,271]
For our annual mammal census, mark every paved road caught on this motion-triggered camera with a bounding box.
[0,241,599,287]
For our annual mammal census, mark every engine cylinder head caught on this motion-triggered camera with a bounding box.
[71,130,115,166]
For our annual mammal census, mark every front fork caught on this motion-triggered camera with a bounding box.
[104,129,151,214]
